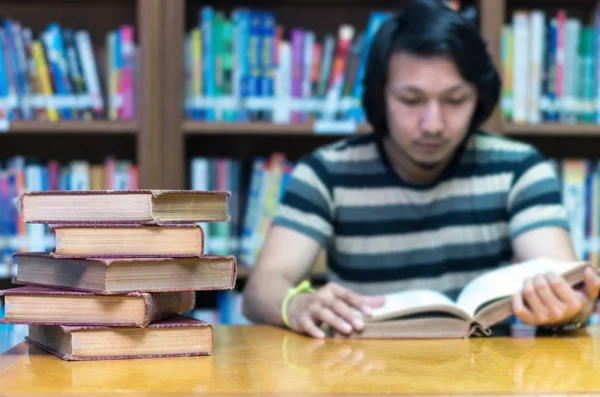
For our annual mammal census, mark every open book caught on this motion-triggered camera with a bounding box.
[329,257,595,339]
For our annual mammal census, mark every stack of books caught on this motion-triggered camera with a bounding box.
[0,189,236,361]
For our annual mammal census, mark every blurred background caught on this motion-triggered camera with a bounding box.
[1,0,600,351]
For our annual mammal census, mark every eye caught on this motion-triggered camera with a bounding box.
[399,97,423,106]
[445,97,467,106]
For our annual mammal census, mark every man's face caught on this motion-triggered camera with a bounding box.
[384,52,478,170]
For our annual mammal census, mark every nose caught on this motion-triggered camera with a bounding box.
[421,100,444,135]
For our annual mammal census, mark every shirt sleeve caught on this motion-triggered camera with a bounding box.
[271,153,334,246]
[507,148,569,239]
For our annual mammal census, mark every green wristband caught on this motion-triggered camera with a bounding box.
[281,280,316,329]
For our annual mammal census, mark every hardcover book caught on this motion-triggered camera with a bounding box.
[0,286,195,327]
[49,223,204,258]
[12,252,237,294]
[328,257,595,339]
[16,189,230,224]
[25,315,214,360]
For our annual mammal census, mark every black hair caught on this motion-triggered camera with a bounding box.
[362,0,501,136]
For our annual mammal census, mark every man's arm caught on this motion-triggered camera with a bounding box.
[506,148,600,327]
[242,225,322,326]
[242,225,385,337]
[510,226,600,328]
[512,225,578,262]
[241,156,385,337]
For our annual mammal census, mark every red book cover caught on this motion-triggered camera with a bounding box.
[26,315,214,361]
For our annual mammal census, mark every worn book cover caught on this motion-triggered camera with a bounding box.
[49,223,205,258]
[0,285,195,327]
[16,189,230,224]
[26,315,214,360]
[12,252,237,294]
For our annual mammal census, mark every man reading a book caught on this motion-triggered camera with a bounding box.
[242,0,600,338]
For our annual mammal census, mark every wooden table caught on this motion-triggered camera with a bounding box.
[2,324,600,396]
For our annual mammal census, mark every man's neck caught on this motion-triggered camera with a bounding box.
[382,136,453,186]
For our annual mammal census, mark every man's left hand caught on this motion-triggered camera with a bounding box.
[512,267,600,327]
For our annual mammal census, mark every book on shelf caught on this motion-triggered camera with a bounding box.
[183,6,392,128]
[0,19,137,126]
[328,257,595,339]
[0,286,195,327]
[25,314,214,361]
[0,156,138,259]
[190,154,293,266]
[502,7,599,124]
[555,158,600,265]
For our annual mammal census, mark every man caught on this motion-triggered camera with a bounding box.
[242,0,600,338]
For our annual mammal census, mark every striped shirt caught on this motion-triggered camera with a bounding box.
[271,131,569,299]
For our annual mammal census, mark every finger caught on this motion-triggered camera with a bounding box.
[546,272,586,311]
[329,284,368,312]
[512,291,536,325]
[316,286,337,307]
[522,277,549,321]
[299,314,325,338]
[363,295,386,309]
[585,268,600,301]
[329,299,365,330]
[315,306,353,334]
[330,284,379,316]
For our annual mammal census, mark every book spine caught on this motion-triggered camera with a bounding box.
[234,9,249,122]
[290,28,304,123]
[144,291,196,327]
[527,11,544,124]
[347,11,390,122]
[0,28,11,123]
[75,30,104,118]
[261,11,276,122]
[119,25,135,120]
[301,30,314,122]
[201,6,216,122]
[511,11,529,123]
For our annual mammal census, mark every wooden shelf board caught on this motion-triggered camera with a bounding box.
[4,121,137,135]
[503,123,600,137]
[183,121,372,136]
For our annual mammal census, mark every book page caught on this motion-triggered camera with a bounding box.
[456,257,587,317]
[368,289,471,322]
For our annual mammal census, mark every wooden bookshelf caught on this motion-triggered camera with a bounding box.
[166,0,600,189]
[5,121,137,135]
[183,121,372,136]
[0,0,163,189]
[503,123,600,137]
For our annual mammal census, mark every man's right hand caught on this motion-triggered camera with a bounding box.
[285,282,386,338]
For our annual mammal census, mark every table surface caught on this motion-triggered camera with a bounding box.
[2,323,600,396]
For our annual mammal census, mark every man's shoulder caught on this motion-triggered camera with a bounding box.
[306,132,381,165]
[467,131,542,162]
